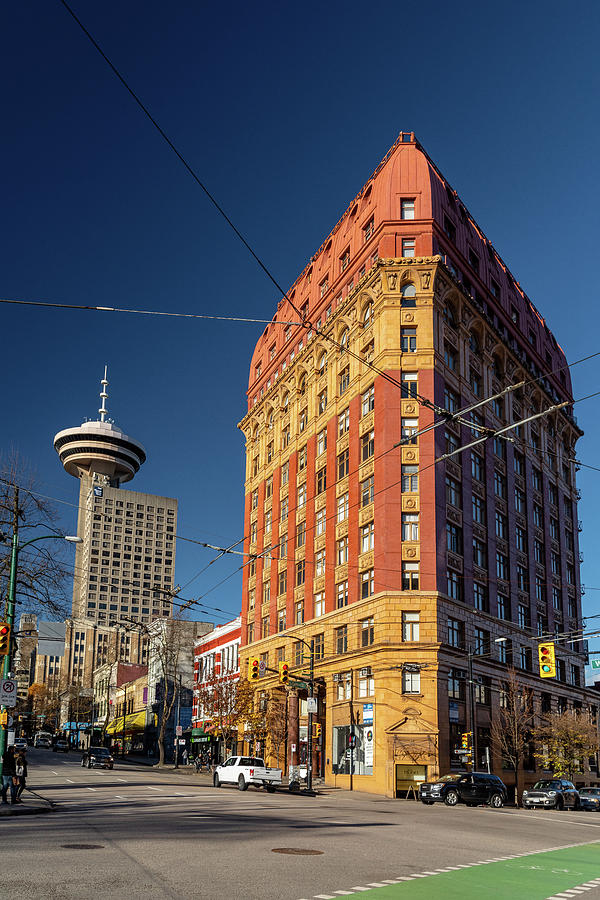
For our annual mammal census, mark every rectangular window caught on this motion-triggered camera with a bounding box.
[317,428,327,456]
[338,408,350,436]
[516,564,528,592]
[316,507,326,536]
[447,569,463,601]
[471,452,484,482]
[281,461,289,485]
[295,560,305,586]
[474,627,490,656]
[358,668,374,698]
[315,548,326,577]
[314,591,325,617]
[265,476,273,499]
[339,366,350,395]
[515,487,526,514]
[494,471,507,499]
[294,600,304,625]
[278,569,287,595]
[496,551,509,581]
[402,669,421,694]
[472,494,485,523]
[361,384,375,416]
[402,562,419,591]
[336,580,348,608]
[533,503,543,529]
[446,522,462,554]
[334,493,348,525]
[401,372,418,399]
[401,418,418,444]
[473,538,487,569]
[336,625,348,654]
[277,609,286,632]
[360,521,375,552]
[402,611,420,641]
[447,617,463,648]
[402,513,419,542]
[497,592,510,620]
[298,446,307,471]
[473,582,489,612]
[337,449,349,480]
[444,343,457,371]
[363,217,375,241]
[313,632,324,661]
[296,520,306,548]
[361,474,374,507]
[444,386,459,413]
[401,465,418,492]
[446,476,461,508]
[401,328,417,352]
[318,389,327,415]
[401,198,415,219]
[360,568,375,598]
[361,616,375,647]
[340,248,350,272]
[361,429,375,460]
[316,466,327,495]
[337,536,348,565]
[262,615,269,639]
[402,238,415,257]
[297,483,307,508]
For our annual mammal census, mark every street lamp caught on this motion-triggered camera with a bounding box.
[468,636,508,772]
[0,529,82,773]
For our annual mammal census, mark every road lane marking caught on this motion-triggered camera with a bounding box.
[147,786,163,791]
[65,779,75,783]
[508,813,600,828]
[51,770,58,775]
[116,777,127,782]
[86,788,97,792]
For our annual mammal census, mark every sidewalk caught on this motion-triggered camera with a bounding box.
[0,788,54,817]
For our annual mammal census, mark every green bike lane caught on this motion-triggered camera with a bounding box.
[326,842,600,899]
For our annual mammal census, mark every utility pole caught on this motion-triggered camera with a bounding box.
[174,673,182,768]
[0,488,19,776]
[121,682,127,759]
[349,669,354,792]
[468,647,478,772]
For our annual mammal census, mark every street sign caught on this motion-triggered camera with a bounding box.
[175,725,183,737]
[363,703,374,725]
[307,697,317,714]
[591,659,600,670]
[0,678,17,707]
[259,658,267,677]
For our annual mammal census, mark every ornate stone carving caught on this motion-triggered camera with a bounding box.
[420,271,432,289]
[387,272,398,291]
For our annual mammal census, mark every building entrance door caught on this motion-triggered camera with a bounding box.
[394,764,427,799]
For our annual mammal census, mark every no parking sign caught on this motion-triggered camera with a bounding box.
[0,679,17,708]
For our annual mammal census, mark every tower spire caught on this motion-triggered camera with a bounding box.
[98,365,109,422]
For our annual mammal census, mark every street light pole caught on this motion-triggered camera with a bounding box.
[468,646,478,771]
[174,673,182,769]
[306,638,314,793]
[0,510,81,776]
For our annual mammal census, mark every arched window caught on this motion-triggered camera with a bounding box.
[298,374,307,396]
[267,409,274,429]
[317,351,327,377]
[282,392,289,410]
[339,328,349,351]
[469,332,480,354]
[443,302,457,327]
[363,302,374,327]
[492,355,503,379]
[400,284,416,308]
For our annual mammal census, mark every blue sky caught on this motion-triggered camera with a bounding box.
[3,1,600,666]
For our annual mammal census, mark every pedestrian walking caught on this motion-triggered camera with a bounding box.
[1,745,18,805]
[15,751,28,801]
[182,747,189,766]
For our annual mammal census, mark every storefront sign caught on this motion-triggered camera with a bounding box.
[362,703,373,724]
[364,726,374,767]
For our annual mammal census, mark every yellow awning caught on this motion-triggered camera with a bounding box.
[105,710,147,735]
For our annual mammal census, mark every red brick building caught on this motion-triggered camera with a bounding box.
[237,133,597,796]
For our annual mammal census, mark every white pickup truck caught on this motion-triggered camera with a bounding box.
[213,756,282,792]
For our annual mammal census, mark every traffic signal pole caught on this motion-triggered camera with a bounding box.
[468,647,478,772]
[306,638,314,793]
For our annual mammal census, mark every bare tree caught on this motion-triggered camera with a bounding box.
[265,689,287,769]
[195,676,258,763]
[534,709,599,781]
[150,617,185,767]
[0,453,70,618]
[490,670,532,806]
[27,683,60,729]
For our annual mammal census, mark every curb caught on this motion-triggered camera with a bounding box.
[0,789,54,817]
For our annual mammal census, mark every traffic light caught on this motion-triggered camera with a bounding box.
[461,732,472,749]
[0,623,10,656]
[278,661,289,684]
[248,657,260,681]
[538,642,556,678]
[314,723,322,740]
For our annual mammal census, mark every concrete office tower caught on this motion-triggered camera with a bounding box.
[54,368,178,627]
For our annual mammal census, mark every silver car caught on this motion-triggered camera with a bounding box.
[523,779,579,810]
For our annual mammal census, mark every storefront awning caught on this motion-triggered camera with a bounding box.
[105,710,147,735]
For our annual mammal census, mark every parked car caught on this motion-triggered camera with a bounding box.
[213,756,282,792]
[13,738,28,752]
[53,739,69,753]
[575,788,600,811]
[522,779,579,810]
[419,772,507,808]
[81,747,114,770]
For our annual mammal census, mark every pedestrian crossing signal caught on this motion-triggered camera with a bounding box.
[538,642,556,678]
[0,623,10,656]
[278,661,289,684]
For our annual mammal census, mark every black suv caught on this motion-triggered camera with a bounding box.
[420,772,507,808]
[522,779,579,810]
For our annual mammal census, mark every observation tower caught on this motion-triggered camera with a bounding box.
[54,367,146,486]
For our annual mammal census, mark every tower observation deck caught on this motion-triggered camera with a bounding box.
[53,367,146,485]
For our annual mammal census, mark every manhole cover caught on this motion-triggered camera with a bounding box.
[271,848,324,855]
[61,844,104,850]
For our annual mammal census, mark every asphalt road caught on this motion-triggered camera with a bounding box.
[2,749,600,899]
